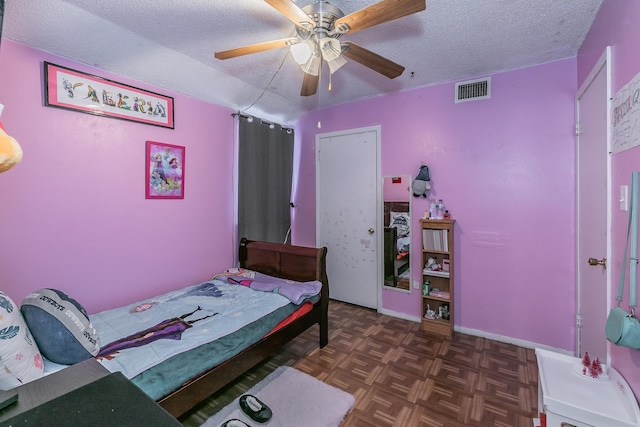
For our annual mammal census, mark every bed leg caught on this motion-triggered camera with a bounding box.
[320,319,328,348]
[319,301,329,348]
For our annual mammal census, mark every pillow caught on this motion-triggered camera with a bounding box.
[0,291,44,390]
[21,289,100,365]
[389,211,410,237]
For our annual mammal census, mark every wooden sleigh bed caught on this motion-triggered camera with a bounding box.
[42,238,330,419]
[0,239,329,423]
[153,238,329,417]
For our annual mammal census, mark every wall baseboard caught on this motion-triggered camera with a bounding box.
[377,308,573,355]
[454,325,573,355]
[378,307,420,323]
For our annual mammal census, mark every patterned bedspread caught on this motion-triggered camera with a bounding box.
[90,280,290,379]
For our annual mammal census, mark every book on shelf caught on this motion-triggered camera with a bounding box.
[422,229,449,251]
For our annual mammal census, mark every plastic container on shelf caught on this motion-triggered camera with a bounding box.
[429,199,445,219]
[435,199,444,219]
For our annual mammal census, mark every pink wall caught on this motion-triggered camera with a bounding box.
[0,41,235,314]
[578,0,640,403]
[293,59,577,351]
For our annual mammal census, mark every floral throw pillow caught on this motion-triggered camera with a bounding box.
[0,291,44,390]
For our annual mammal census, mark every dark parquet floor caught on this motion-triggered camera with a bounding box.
[179,300,539,427]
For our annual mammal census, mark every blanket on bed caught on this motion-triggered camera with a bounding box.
[212,268,322,305]
[90,280,290,379]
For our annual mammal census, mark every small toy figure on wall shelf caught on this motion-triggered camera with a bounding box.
[424,257,441,271]
[424,305,436,319]
[439,304,450,320]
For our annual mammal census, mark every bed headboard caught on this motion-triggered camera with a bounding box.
[239,238,329,299]
[384,201,409,226]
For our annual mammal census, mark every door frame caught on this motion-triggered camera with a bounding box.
[575,46,611,360]
[315,125,382,310]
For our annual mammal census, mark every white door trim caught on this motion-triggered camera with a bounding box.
[575,46,611,360]
[315,125,382,310]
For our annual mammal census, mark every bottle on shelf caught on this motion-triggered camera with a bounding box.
[435,199,444,219]
[429,199,445,219]
[429,200,437,219]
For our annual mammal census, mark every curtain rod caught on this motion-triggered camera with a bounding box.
[231,112,293,133]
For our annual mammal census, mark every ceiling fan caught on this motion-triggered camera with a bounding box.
[214,0,426,96]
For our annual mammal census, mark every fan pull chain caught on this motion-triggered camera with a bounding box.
[328,72,332,92]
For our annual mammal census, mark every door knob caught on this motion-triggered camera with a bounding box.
[368,228,375,234]
[588,257,606,268]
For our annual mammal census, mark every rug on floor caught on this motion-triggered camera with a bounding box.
[202,366,355,427]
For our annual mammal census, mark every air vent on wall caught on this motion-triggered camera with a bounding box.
[455,77,491,103]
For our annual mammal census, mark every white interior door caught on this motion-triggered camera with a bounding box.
[576,47,610,362]
[316,126,380,309]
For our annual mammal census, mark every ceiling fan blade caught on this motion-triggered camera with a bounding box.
[301,72,319,96]
[332,0,426,35]
[342,42,405,79]
[265,0,315,29]
[215,38,296,60]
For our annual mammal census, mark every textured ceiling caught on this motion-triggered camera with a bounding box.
[3,0,603,125]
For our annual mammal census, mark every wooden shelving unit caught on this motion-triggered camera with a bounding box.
[420,219,455,337]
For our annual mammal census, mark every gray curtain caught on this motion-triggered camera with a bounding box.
[238,116,294,244]
[0,1,4,47]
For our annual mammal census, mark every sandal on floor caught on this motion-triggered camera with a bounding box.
[239,394,272,423]
[221,419,251,427]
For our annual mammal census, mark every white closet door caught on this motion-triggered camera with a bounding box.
[316,126,380,309]
[576,47,610,362]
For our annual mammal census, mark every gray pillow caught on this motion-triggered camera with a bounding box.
[21,289,100,365]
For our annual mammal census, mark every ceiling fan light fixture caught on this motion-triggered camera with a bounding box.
[320,38,342,62]
[301,54,321,76]
[327,55,347,74]
[290,41,313,65]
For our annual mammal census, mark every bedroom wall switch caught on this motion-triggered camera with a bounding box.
[620,185,628,211]
[413,280,419,289]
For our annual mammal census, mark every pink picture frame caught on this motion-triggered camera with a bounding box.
[145,141,185,199]
[44,62,175,129]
